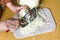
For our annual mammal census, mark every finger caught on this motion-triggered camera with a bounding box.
[17,6,24,11]
[7,20,19,27]
[16,5,27,11]
[6,21,19,29]
[15,5,27,14]
[6,20,19,25]
[5,19,19,27]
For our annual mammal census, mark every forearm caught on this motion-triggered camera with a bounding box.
[6,2,15,10]
[6,2,18,14]
[0,0,26,14]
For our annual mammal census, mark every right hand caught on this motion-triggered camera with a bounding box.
[6,2,27,14]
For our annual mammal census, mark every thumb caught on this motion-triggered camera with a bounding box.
[16,6,26,11]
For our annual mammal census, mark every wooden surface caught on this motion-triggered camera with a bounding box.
[0,0,59,40]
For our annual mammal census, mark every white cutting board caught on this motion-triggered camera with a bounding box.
[13,8,56,38]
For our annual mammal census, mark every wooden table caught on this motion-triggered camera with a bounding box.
[0,0,59,40]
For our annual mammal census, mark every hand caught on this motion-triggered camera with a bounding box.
[5,19,19,31]
[0,19,19,32]
[9,6,26,14]
[6,2,26,14]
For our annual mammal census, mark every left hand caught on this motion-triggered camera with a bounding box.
[5,19,19,31]
[0,19,19,32]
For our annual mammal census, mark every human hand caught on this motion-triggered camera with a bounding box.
[5,19,19,31]
[6,2,26,14]
[0,19,19,32]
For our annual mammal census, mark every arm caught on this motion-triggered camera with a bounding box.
[0,0,26,14]
[6,2,25,14]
